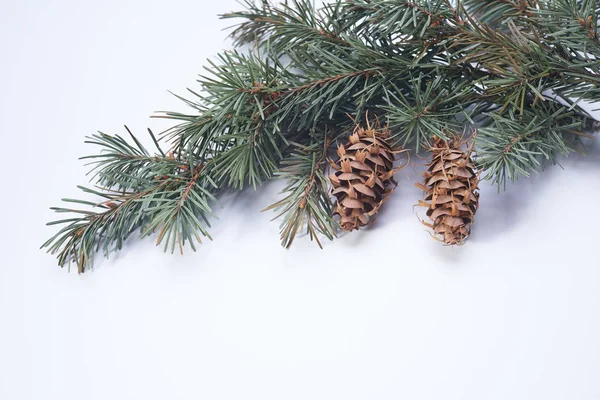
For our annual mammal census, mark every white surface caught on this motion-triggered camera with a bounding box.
[1,1,600,399]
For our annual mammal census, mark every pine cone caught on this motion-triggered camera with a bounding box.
[330,123,405,231]
[418,136,480,245]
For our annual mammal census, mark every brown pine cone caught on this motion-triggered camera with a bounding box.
[330,123,407,231]
[417,136,480,245]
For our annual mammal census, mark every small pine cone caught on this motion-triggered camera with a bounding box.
[330,123,405,231]
[418,136,480,245]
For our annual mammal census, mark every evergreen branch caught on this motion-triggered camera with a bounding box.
[211,119,285,189]
[461,0,535,26]
[42,130,218,272]
[159,50,291,154]
[342,0,451,38]
[81,128,183,191]
[384,74,475,150]
[169,0,600,191]
[43,0,600,271]
[450,11,600,110]
[274,64,388,131]
[157,50,296,189]
[141,162,217,254]
[161,42,397,190]
[264,135,337,249]
[534,0,600,51]
[42,183,167,273]
[476,102,587,188]
[222,0,350,50]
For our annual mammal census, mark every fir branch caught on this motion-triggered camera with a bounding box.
[222,0,350,50]
[42,130,218,272]
[42,182,178,273]
[82,127,181,191]
[450,11,600,111]
[264,135,337,249]
[211,120,285,189]
[163,0,600,191]
[161,40,397,187]
[274,62,388,132]
[158,50,295,189]
[44,0,600,271]
[476,102,588,188]
[342,0,452,38]
[461,0,535,26]
[535,0,600,50]
[141,162,217,254]
[159,50,291,154]
[384,73,475,150]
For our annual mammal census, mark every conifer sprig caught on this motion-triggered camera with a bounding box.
[264,133,338,248]
[42,129,218,272]
[476,103,591,188]
[44,0,600,271]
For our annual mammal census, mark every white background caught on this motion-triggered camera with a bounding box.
[1,1,600,399]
